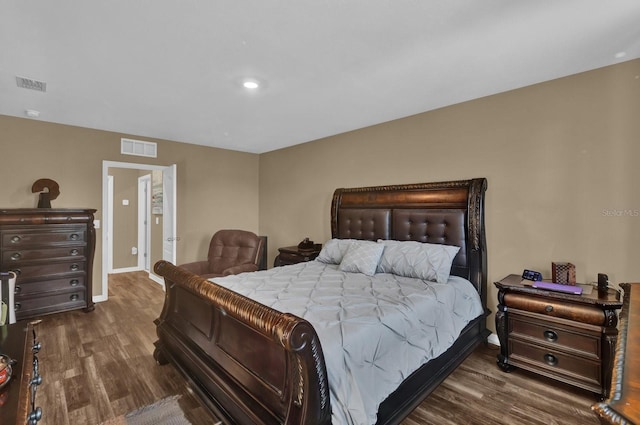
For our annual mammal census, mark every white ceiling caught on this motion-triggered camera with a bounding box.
[1,1,639,154]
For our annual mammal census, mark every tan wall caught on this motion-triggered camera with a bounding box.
[111,168,139,269]
[0,116,260,297]
[259,59,640,334]
[2,59,638,336]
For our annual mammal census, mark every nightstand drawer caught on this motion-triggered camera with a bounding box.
[509,338,602,387]
[509,315,600,359]
[504,292,605,325]
[279,251,317,263]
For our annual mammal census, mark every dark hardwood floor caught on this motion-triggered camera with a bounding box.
[33,271,601,425]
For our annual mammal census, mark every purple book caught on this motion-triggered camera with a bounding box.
[532,281,583,295]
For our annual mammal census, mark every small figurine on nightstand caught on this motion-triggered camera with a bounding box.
[274,239,322,267]
[297,237,315,251]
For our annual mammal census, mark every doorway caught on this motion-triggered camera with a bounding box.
[99,161,177,302]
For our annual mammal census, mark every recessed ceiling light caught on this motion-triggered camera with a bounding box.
[614,51,627,59]
[243,80,259,89]
[25,109,40,118]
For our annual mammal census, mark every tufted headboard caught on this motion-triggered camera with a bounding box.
[331,178,488,304]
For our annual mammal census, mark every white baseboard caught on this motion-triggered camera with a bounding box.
[148,271,165,288]
[93,294,108,303]
[487,333,500,347]
[110,266,142,274]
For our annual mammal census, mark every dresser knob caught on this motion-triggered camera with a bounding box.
[70,249,79,256]
[70,294,79,301]
[11,268,21,276]
[15,285,22,294]
[14,302,21,311]
[545,305,554,312]
[544,353,558,366]
[70,279,79,287]
[70,264,79,271]
[27,406,42,424]
[543,330,558,342]
[10,235,21,243]
[70,233,79,240]
[10,252,22,260]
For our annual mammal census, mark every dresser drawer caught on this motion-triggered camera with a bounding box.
[509,338,602,387]
[509,314,600,359]
[504,292,605,325]
[7,261,86,280]
[2,226,86,247]
[15,289,87,319]
[2,246,86,263]
[15,276,86,295]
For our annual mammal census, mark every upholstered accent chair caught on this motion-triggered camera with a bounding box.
[179,229,265,279]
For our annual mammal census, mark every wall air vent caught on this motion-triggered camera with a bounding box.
[121,138,157,158]
[16,76,47,92]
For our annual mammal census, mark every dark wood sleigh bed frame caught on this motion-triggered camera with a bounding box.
[153,178,489,424]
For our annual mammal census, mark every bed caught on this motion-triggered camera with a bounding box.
[153,178,489,424]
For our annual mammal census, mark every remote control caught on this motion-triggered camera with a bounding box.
[532,281,583,295]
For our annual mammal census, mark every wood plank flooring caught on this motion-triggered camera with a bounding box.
[32,271,601,425]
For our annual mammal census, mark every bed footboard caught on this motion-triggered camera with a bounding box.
[153,260,331,425]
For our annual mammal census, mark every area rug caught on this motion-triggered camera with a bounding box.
[100,395,192,425]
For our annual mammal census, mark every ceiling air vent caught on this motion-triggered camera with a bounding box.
[16,76,47,92]
[121,138,157,158]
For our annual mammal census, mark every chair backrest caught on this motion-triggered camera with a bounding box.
[207,229,263,274]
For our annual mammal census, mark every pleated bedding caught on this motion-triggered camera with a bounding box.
[212,260,483,425]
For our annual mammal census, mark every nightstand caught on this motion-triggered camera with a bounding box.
[273,245,322,267]
[494,274,622,399]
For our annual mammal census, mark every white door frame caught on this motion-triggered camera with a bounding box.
[99,160,177,303]
[137,174,151,271]
[107,175,114,273]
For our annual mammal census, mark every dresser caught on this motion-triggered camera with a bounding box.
[0,209,96,320]
[495,274,622,398]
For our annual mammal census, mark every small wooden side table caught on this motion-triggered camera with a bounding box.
[273,245,322,267]
[494,274,622,399]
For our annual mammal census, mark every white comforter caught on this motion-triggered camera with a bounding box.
[211,261,483,425]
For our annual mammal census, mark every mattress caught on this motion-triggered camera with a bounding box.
[212,260,483,425]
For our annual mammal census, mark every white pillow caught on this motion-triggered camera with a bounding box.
[338,240,385,276]
[316,238,359,264]
[376,240,460,283]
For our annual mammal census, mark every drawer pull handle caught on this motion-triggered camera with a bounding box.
[14,302,21,311]
[544,353,558,366]
[70,279,79,287]
[10,235,21,243]
[543,330,558,342]
[70,249,79,256]
[70,294,79,301]
[70,264,79,271]
[10,252,21,260]
[14,285,22,294]
[70,233,79,240]
[545,305,554,312]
